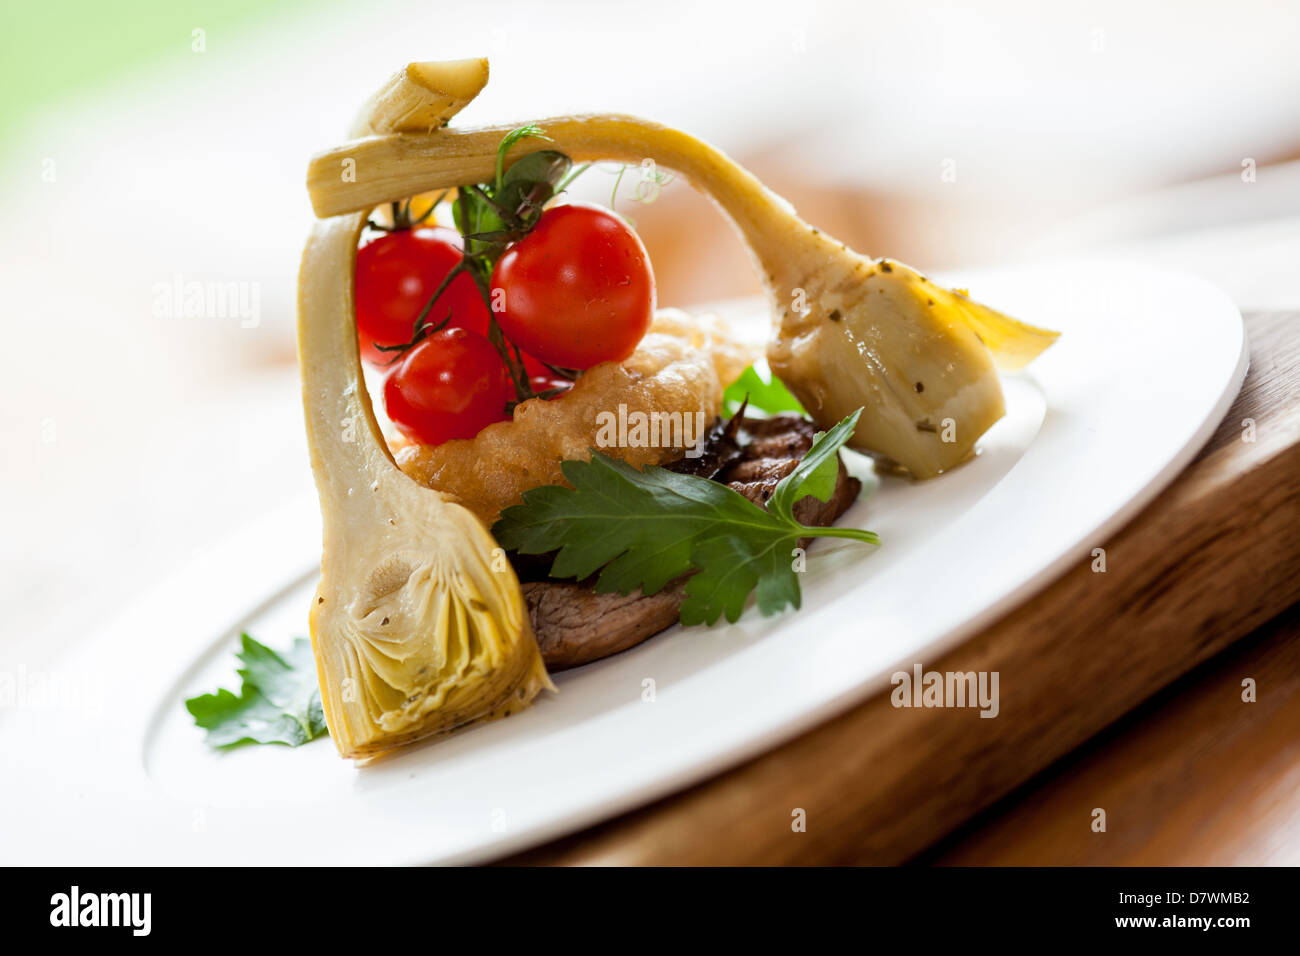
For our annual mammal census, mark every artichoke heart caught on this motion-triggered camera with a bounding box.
[299,59,553,759]
[299,211,552,759]
[768,257,1058,477]
[310,471,552,755]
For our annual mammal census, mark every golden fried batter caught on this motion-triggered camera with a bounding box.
[394,309,756,526]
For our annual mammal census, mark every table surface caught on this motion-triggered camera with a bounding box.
[505,310,1300,865]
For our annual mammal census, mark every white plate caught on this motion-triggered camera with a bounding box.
[0,259,1246,865]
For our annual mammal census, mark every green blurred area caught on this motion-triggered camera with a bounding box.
[0,0,310,144]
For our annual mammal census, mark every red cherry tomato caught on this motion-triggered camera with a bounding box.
[528,373,573,400]
[355,227,490,366]
[519,351,580,392]
[383,328,510,446]
[490,203,655,369]
[520,352,552,378]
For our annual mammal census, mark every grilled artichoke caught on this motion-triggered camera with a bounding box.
[299,62,551,759]
[307,99,1057,478]
[766,257,1057,476]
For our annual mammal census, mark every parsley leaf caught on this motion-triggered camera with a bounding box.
[493,409,877,625]
[767,410,853,521]
[185,634,327,748]
[723,363,806,417]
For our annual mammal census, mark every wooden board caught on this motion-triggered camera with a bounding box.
[929,604,1300,865]
[503,310,1300,865]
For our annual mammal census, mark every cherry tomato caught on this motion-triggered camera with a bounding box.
[490,203,655,369]
[519,352,556,378]
[383,328,510,446]
[519,352,572,399]
[355,226,490,366]
[528,373,573,400]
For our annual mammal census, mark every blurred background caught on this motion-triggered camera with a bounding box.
[2,0,1298,673]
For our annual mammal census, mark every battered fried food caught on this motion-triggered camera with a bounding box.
[394,309,756,526]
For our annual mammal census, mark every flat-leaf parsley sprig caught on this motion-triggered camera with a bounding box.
[185,634,327,748]
[492,409,877,625]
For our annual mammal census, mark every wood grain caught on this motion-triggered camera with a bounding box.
[502,311,1300,865]
[929,605,1300,865]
